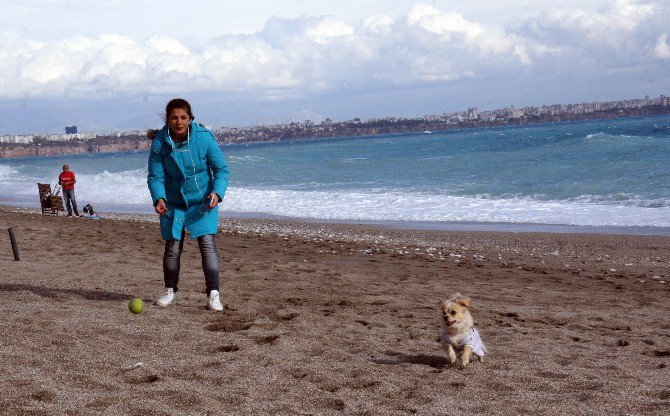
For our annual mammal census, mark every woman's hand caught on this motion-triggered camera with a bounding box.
[154,199,168,215]
[207,193,220,208]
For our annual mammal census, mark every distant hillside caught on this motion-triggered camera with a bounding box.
[1,104,669,159]
[214,105,670,144]
[0,135,149,158]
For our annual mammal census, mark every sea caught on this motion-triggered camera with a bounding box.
[1,115,669,235]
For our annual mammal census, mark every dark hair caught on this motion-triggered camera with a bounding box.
[165,98,194,122]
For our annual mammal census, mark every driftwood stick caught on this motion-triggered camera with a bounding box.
[8,228,20,261]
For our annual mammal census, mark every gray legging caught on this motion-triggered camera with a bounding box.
[163,230,220,296]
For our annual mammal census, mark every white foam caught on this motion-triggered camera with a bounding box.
[226,155,266,162]
[0,164,19,181]
[585,132,605,139]
[4,167,669,228]
[75,169,152,204]
[221,188,670,228]
[585,132,640,140]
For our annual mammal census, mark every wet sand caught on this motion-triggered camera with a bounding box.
[0,206,668,415]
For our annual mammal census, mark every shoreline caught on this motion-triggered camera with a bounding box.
[4,204,670,266]
[4,202,670,237]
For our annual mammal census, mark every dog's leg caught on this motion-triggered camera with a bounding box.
[460,346,473,368]
[478,341,487,363]
[444,344,457,364]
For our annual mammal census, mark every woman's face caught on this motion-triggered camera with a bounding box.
[168,108,190,137]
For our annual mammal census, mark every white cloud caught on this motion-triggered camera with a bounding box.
[406,4,441,25]
[0,1,667,104]
[147,36,191,56]
[514,45,532,65]
[517,0,667,79]
[534,0,655,48]
[654,33,670,59]
[361,14,394,34]
[408,4,484,39]
[305,17,354,44]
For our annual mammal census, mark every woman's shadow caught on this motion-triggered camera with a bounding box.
[0,282,134,302]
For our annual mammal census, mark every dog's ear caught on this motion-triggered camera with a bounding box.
[456,295,471,308]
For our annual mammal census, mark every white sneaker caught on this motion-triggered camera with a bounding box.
[208,290,224,311]
[155,288,176,307]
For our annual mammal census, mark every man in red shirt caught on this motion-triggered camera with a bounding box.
[58,164,80,217]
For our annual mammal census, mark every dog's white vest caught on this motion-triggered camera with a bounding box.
[441,327,486,357]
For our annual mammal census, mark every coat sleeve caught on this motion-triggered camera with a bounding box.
[205,134,229,202]
[147,138,167,204]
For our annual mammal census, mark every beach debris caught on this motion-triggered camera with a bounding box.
[121,362,144,371]
[8,228,20,261]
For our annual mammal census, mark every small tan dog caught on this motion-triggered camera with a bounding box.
[439,293,487,368]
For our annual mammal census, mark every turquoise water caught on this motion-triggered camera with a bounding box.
[1,115,669,231]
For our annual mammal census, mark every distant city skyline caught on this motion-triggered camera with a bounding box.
[3,93,666,142]
[1,0,669,135]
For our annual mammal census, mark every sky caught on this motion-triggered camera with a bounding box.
[1,0,669,135]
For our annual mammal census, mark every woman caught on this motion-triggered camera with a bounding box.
[147,98,229,311]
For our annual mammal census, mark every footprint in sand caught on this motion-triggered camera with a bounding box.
[253,334,281,345]
[204,322,253,332]
[213,344,240,353]
[269,312,299,322]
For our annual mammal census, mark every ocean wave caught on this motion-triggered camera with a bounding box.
[0,164,19,178]
[3,180,669,227]
[585,132,610,139]
[4,168,669,227]
[567,194,669,208]
[74,169,151,204]
[226,155,266,162]
[585,132,645,140]
[217,188,670,228]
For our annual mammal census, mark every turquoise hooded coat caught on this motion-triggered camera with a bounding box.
[147,121,229,240]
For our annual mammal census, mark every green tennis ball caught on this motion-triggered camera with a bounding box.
[128,298,145,314]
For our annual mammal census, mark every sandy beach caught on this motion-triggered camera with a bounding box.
[0,205,668,415]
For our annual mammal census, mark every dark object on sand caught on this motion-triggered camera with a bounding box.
[83,204,95,216]
[8,227,20,261]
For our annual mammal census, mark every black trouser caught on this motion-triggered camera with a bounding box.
[163,230,220,296]
[63,188,79,216]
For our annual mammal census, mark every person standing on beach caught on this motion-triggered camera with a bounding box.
[58,164,80,217]
[147,98,229,311]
